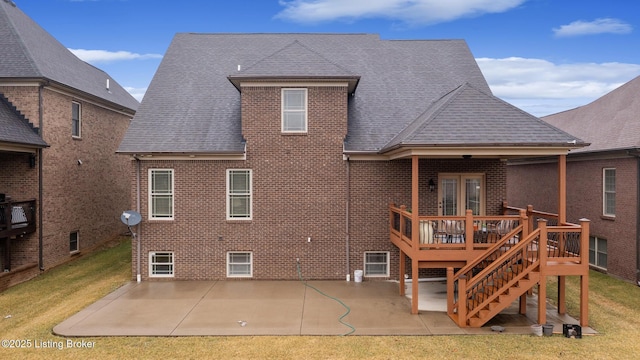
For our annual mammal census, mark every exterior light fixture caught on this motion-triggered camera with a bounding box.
[428,179,435,192]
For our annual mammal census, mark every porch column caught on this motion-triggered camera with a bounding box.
[558,154,567,314]
[411,155,420,314]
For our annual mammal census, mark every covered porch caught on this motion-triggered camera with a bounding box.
[388,153,589,328]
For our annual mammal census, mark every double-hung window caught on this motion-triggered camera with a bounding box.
[149,169,174,220]
[603,168,615,217]
[72,102,81,137]
[227,169,252,219]
[282,88,307,133]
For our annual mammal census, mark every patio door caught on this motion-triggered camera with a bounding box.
[438,174,485,216]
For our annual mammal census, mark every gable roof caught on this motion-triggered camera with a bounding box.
[118,33,584,156]
[542,75,640,154]
[383,83,584,152]
[0,1,138,112]
[0,92,48,150]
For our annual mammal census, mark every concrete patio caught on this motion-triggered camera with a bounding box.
[53,280,594,337]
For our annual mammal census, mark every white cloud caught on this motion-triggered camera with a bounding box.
[276,0,526,25]
[476,57,640,116]
[69,49,162,63]
[553,18,632,37]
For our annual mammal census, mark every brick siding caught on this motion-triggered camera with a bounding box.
[1,84,132,276]
[507,157,638,282]
[133,85,508,281]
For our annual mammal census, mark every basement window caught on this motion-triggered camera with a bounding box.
[69,231,79,253]
[227,251,253,277]
[149,251,174,277]
[589,236,607,270]
[364,251,389,277]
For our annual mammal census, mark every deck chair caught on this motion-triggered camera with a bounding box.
[497,219,518,244]
[444,220,465,243]
[11,206,28,228]
[419,220,434,244]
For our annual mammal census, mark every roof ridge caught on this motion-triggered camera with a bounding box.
[0,3,40,76]
[240,39,356,76]
[382,83,469,150]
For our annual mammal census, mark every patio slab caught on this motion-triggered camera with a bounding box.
[53,280,595,337]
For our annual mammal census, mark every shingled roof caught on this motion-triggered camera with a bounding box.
[0,93,48,149]
[0,0,138,112]
[542,75,640,154]
[118,33,585,155]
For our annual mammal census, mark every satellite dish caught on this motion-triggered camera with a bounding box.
[121,210,142,226]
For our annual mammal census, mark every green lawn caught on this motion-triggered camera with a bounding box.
[1,237,640,359]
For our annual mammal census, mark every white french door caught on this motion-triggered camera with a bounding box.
[438,174,485,216]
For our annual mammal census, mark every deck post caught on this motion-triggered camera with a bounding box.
[411,155,420,314]
[557,154,567,315]
[399,250,406,296]
[465,209,474,251]
[446,267,454,316]
[537,219,548,325]
[580,218,590,327]
[458,275,467,327]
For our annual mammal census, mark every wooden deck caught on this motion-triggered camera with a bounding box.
[390,203,590,328]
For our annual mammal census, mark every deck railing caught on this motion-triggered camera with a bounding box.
[0,199,37,238]
[389,203,526,253]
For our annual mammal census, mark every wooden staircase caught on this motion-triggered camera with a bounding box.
[448,225,543,327]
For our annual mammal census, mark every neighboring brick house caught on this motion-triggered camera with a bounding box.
[0,1,138,289]
[118,33,585,282]
[508,75,640,285]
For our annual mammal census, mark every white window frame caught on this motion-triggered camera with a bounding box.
[226,169,252,220]
[149,169,174,220]
[589,236,607,270]
[72,101,81,138]
[281,88,308,133]
[149,251,175,278]
[603,168,615,217]
[70,231,79,253]
[227,251,253,278]
[364,251,390,277]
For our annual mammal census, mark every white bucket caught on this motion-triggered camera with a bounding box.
[531,324,543,337]
[354,270,363,283]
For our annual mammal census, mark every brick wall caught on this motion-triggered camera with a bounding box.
[1,85,133,271]
[131,79,509,281]
[507,157,638,282]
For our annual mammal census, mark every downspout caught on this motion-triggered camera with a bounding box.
[38,83,44,271]
[630,149,640,286]
[345,156,350,280]
[134,155,142,283]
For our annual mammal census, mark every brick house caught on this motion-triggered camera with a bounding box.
[508,75,640,285]
[118,33,587,285]
[0,1,138,289]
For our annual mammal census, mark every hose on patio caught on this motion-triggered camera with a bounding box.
[296,260,356,336]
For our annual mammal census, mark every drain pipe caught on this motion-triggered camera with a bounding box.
[37,83,45,271]
[134,155,142,283]
[627,149,640,286]
[345,156,351,279]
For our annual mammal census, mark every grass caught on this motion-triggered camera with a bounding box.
[1,237,640,359]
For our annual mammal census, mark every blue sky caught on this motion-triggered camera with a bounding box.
[15,0,640,116]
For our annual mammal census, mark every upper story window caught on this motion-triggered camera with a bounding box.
[227,169,252,220]
[282,88,307,133]
[149,169,174,220]
[72,101,81,138]
[603,168,615,217]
